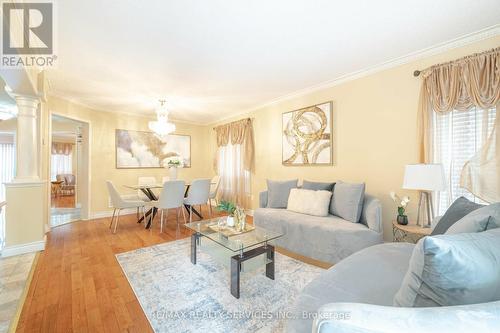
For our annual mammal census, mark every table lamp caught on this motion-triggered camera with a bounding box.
[403,164,446,228]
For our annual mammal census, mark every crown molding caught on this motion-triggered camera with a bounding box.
[47,92,207,126]
[208,24,500,125]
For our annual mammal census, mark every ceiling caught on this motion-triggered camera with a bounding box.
[47,0,500,124]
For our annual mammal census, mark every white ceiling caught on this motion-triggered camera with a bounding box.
[47,0,500,124]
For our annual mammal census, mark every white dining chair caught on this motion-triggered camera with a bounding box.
[106,181,147,234]
[151,180,186,232]
[208,175,221,216]
[184,179,211,223]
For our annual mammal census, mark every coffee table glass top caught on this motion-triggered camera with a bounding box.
[185,217,284,252]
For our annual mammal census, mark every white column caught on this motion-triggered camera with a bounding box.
[14,95,40,182]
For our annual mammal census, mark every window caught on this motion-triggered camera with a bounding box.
[51,153,72,181]
[0,140,16,201]
[433,107,496,215]
[217,142,251,208]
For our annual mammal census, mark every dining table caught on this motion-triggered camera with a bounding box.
[124,182,214,229]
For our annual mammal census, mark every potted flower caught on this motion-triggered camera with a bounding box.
[390,192,410,225]
[216,200,236,227]
[163,156,183,180]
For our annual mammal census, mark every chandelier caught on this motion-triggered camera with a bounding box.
[148,99,175,138]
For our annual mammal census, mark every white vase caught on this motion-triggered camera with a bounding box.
[169,167,178,180]
[227,216,235,227]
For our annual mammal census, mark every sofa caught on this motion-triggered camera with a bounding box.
[286,200,500,333]
[254,189,383,264]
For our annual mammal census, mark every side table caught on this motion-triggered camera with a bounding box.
[392,221,431,244]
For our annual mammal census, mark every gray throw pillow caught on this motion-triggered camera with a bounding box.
[302,180,335,192]
[431,197,484,235]
[446,203,500,234]
[266,179,298,208]
[394,228,500,307]
[329,181,365,222]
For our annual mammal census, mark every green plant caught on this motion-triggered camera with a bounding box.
[216,200,236,216]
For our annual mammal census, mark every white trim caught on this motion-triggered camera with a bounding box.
[90,208,140,220]
[208,25,500,125]
[1,236,46,258]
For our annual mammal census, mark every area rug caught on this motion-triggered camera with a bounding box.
[116,238,324,333]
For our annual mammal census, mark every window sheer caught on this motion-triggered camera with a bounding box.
[51,153,72,181]
[0,143,15,201]
[217,142,251,208]
[433,107,496,215]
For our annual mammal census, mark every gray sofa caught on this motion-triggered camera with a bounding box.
[254,191,383,264]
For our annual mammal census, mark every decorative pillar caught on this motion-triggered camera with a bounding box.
[13,95,40,181]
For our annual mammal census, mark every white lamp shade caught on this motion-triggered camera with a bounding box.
[403,164,446,191]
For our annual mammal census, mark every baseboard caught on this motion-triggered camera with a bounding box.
[1,237,46,258]
[91,208,139,220]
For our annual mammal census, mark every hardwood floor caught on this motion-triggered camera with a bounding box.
[51,194,76,208]
[17,207,224,333]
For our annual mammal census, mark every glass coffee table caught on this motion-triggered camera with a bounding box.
[184,217,284,299]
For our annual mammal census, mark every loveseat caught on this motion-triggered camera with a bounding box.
[254,189,383,264]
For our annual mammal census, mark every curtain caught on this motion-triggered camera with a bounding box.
[52,142,72,155]
[0,143,15,201]
[418,47,500,203]
[51,153,72,181]
[214,118,255,208]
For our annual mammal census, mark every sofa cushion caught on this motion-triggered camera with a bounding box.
[266,179,298,208]
[431,197,484,235]
[446,203,500,234]
[287,188,332,217]
[330,181,365,222]
[393,228,500,307]
[302,180,335,192]
[286,243,414,333]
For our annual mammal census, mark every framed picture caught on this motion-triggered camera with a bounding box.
[282,101,333,165]
[115,129,191,169]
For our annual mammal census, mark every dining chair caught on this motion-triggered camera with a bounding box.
[208,175,221,216]
[184,178,211,223]
[151,180,186,232]
[106,181,147,234]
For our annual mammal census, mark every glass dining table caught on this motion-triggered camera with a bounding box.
[124,182,213,229]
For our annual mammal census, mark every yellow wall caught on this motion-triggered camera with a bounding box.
[47,96,212,215]
[208,36,500,241]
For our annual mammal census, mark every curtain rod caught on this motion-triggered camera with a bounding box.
[213,117,252,130]
[413,46,500,78]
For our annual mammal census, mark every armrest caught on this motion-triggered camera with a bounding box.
[259,191,268,208]
[313,302,500,333]
[359,195,382,234]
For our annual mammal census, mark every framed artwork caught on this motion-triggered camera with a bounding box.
[115,129,191,169]
[282,101,333,165]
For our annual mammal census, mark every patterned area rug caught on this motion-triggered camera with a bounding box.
[116,238,324,333]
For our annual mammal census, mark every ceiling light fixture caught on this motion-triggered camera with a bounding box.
[148,99,175,139]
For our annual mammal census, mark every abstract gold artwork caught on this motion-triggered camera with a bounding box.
[282,102,332,165]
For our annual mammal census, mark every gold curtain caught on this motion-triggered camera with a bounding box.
[52,142,73,155]
[213,118,255,209]
[213,118,255,173]
[418,47,500,162]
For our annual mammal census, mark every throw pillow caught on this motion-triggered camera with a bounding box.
[266,179,298,208]
[302,180,335,192]
[329,181,365,222]
[431,197,484,235]
[446,203,500,234]
[394,228,500,307]
[287,188,332,217]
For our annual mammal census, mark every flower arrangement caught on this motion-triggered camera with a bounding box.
[390,192,410,225]
[216,201,246,230]
[164,156,183,168]
[216,200,236,216]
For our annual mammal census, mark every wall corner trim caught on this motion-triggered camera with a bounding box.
[1,236,46,258]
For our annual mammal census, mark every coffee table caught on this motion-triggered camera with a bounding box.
[184,217,284,299]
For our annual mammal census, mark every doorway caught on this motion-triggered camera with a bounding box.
[49,114,90,227]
